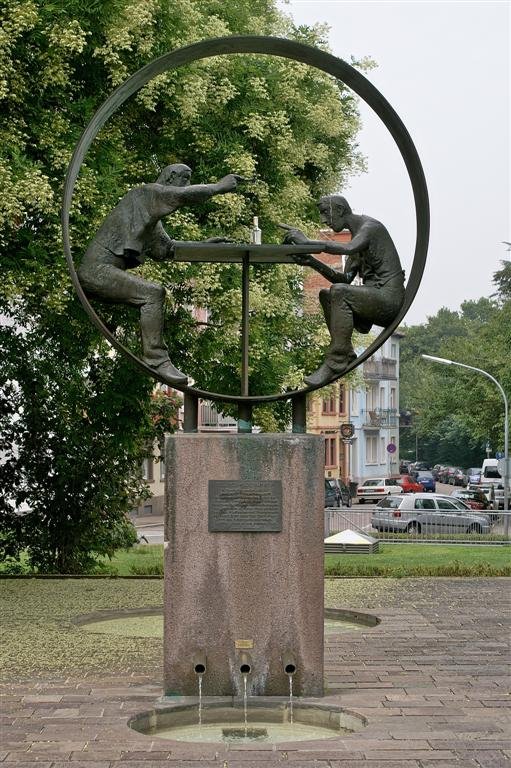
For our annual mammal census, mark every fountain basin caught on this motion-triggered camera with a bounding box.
[129,700,366,744]
[74,607,379,637]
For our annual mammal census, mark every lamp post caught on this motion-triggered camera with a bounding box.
[421,355,509,526]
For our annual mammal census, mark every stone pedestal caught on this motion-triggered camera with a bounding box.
[163,433,324,697]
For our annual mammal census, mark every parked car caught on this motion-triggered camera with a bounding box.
[399,459,412,474]
[431,465,444,481]
[371,493,492,535]
[466,467,482,485]
[481,458,502,481]
[443,466,460,484]
[437,466,454,484]
[416,471,436,492]
[451,468,468,486]
[356,477,403,503]
[468,483,496,509]
[451,488,491,510]
[397,474,424,493]
[325,478,352,508]
[409,461,431,473]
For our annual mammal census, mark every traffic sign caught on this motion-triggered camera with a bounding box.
[386,443,397,454]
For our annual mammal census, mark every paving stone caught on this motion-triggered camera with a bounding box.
[4,753,71,762]
[22,696,63,704]
[70,750,123,760]
[52,764,112,768]
[118,751,173,760]
[456,751,511,767]
[329,762,419,767]
[1,764,53,768]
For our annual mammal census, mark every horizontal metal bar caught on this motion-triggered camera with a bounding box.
[173,242,326,263]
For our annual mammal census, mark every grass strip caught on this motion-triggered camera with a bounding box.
[2,542,510,579]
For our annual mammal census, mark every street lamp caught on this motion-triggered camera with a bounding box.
[421,355,509,521]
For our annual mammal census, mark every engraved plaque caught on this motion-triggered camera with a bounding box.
[235,639,254,649]
[209,480,282,532]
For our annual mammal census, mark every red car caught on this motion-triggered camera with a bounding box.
[397,474,424,493]
[451,489,490,510]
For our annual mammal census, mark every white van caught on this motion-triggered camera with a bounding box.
[481,458,501,481]
[480,458,509,510]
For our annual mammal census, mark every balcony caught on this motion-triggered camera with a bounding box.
[199,402,237,431]
[363,358,397,380]
[361,408,399,429]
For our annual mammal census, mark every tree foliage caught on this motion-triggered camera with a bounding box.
[0,317,182,572]
[1,0,367,569]
[399,266,511,467]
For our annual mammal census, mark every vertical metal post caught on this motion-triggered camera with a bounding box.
[241,252,250,397]
[238,402,252,433]
[183,392,198,433]
[292,394,307,434]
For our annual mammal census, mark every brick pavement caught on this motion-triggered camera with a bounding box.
[1,578,510,767]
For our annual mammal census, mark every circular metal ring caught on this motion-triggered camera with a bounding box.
[62,35,429,405]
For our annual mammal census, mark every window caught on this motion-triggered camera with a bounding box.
[378,496,402,508]
[366,386,378,411]
[159,459,166,482]
[366,435,378,464]
[379,388,385,410]
[142,458,154,482]
[391,343,397,359]
[322,395,337,414]
[390,388,396,409]
[380,436,386,463]
[436,499,457,510]
[339,386,346,414]
[362,478,382,487]
[451,499,470,510]
[324,436,337,468]
[415,498,435,510]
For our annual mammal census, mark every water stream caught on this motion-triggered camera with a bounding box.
[198,674,203,728]
[288,674,294,725]
[243,673,248,736]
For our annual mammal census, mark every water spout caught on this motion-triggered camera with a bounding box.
[238,650,252,676]
[192,652,207,676]
[282,651,297,676]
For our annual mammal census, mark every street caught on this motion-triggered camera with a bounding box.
[134,482,457,542]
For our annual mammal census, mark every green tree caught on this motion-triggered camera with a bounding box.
[399,280,510,467]
[1,0,367,569]
[0,318,182,572]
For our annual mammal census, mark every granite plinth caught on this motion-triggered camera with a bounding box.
[163,433,324,697]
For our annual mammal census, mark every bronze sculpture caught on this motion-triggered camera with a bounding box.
[64,35,429,414]
[77,164,244,386]
[281,194,405,387]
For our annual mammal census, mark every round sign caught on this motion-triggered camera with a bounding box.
[386,443,397,454]
[63,35,429,404]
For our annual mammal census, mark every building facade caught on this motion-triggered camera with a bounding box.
[349,334,402,484]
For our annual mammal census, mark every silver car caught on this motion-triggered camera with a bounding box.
[371,493,492,535]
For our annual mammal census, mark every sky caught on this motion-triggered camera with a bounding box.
[278,0,510,325]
